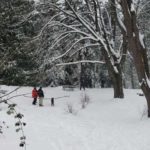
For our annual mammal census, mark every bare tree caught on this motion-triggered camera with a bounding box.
[39,0,129,98]
[116,0,150,117]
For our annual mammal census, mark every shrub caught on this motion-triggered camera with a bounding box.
[66,102,77,115]
[80,93,90,109]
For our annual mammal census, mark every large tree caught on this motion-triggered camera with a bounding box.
[38,0,128,98]
[116,0,150,117]
[0,0,37,85]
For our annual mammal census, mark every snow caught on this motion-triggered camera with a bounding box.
[139,32,145,49]
[56,60,105,66]
[113,66,119,74]
[117,14,127,33]
[146,75,150,88]
[131,3,135,12]
[1,86,150,150]
[34,0,39,3]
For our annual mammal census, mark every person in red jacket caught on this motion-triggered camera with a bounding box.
[32,87,38,105]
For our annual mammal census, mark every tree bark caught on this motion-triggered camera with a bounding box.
[112,67,124,98]
[105,0,125,98]
[102,47,124,98]
[120,0,150,116]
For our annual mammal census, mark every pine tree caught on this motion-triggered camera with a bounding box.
[0,0,37,85]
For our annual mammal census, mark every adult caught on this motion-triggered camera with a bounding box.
[32,87,38,105]
[80,76,85,90]
[38,87,44,106]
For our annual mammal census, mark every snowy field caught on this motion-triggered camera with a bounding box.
[0,85,150,150]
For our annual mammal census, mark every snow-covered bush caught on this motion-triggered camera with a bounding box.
[80,93,90,109]
[66,102,76,115]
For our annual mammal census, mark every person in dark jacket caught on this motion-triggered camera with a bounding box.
[101,79,105,88]
[32,87,38,105]
[38,87,44,106]
[80,76,85,90]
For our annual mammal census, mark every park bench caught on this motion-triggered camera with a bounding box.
[62,85,76,91]
[137,92,144,96]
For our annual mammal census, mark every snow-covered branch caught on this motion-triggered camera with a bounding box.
[9,10,39,29]
[70,43,100,57]
[31,13,63,41]
[65,0,100,39]
[116,13,127,33]
[56,60,105,66]
[51,37,97,62]
[48,21,97,41]
[50,29,97,51]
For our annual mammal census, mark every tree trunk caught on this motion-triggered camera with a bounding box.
[130,63,135,89]
[120,0,150,116]
[106,0,125,98]
[129,38,150,116]
[112,70,124,98]
[141,84,150,117]
[102,48,124,98]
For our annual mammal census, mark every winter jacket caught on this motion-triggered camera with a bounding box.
[32,89,38,98]
[38,88,44,97]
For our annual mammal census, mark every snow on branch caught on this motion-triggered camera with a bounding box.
[51,37,97,62]
[38,0,125,77]
[50,29,97,51]
[45,2,76,19]
[116,12,127,33]
[103,5,112,33]
[9,10,39,29]
[137,1,150,16]
[96,3,113,54]
[139,32,145,49]
[47,21,97,41]
[0,87,21,99]
[70,43,100,57]
[31,13,63,42]
[56,60,105,66]
[145,74,150,88]
[93,1,123,59]
[131,3,136,12]
[65,0,99,39]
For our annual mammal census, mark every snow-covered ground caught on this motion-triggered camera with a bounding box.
[0,86,150,150]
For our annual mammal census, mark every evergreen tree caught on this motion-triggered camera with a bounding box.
[0,0,37,85]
